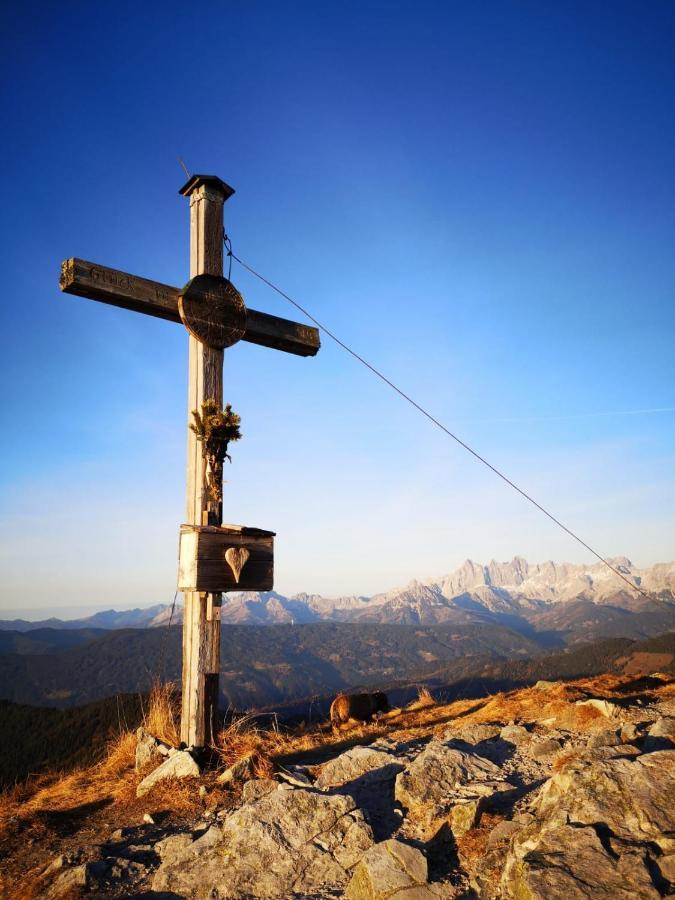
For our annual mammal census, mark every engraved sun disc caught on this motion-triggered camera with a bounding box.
[225,547,250,583]
[179,274,247,349]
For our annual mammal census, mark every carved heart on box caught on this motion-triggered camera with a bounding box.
[225,547,250,583]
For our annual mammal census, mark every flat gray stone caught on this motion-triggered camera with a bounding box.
[136,750,200,797]
[316,745,404,789]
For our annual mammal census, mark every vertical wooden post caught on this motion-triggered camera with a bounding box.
[179,175,234,748]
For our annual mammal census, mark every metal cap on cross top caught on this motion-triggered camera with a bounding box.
[179,174,236,201]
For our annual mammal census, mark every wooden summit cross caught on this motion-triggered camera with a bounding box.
[60,175,320,748]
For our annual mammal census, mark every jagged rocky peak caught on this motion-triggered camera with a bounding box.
[486,556,530,586]
[439,559,489,595]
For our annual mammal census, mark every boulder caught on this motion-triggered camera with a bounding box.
[502,821,659,898]
[648,717,675,739]
[587,729,621,749]
[535,749,675,844]
[498,747,675,897]
[316,745,404,789]
[136,750,200,797]
[346,839,433,899]
[395,741,503,813]
[319,745,406,842]
[499,724,531,746]
[152,787,373,898]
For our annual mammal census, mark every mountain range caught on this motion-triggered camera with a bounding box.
[4,557,673,643]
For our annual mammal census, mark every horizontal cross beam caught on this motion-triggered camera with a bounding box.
[59,258,320,357]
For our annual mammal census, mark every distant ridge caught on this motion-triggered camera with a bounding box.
[3,558,674,632]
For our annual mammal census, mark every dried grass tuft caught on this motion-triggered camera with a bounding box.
[404,686,436,712]
[144,680,180,747]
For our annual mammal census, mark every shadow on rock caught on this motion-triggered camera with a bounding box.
[330,764,404,842]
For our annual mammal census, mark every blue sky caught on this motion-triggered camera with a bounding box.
[1,1,674,612]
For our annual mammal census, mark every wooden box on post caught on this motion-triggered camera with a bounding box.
[178,524,275,593]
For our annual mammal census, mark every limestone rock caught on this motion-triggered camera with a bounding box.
[499,724,531,745]
[525,737,563,760]
[643,716,675,751]
[442,723,501,744]
[535,749,675,843]
[155,832,194,860]
[217,753,255,785]
[136,750,200,797]
[502,821,659,899]
[45,864,89,898]
[498,747,674,897]
[395,741,503,813]
[242,777,278,803]
[587,728,621,749]
[620,722,641,742]
[134,726,169,772]
[648,716,675,739]
[152,787,373,898]
[321,745,407,842]
[316,745,404,789]
[346,839,434,899]
[448,797,483,837]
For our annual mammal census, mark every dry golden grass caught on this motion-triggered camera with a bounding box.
[0,685,181,839]
[0,731,138,840]
[143,680,181,747]
[455,812,503,860]
[2,672,673,853]
[403,686,436,712]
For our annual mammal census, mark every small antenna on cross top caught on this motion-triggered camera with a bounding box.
[178,157,191,179]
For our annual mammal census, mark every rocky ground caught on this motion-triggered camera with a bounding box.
[3,673,675,899]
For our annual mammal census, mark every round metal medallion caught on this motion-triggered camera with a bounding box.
[179,274,247,349]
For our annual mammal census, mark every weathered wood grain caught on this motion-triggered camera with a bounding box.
[60,258,320,356]
[182,177,227,748]
[178,524,274,593]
